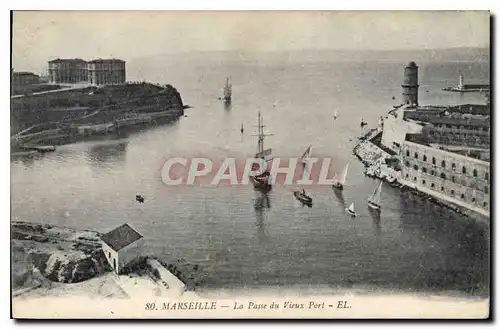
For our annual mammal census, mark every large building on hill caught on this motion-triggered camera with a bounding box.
[47,58,126,85]
[48,58,88,84]
[87,59,126,85]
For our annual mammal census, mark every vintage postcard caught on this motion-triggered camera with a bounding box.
[10,10,490,319]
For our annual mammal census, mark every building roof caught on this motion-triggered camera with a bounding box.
[101,223,143,251]
[13,71,38,76]
[48,58,87,63]
[88,58,125,63]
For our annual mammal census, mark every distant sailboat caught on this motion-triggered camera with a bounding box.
[240,123,244,134]
[367,181,383,211]
[333,163,349,190]
[301,145,312,165]
[333,111,338,120]
[223,77,232,104]
[345,202,356,217]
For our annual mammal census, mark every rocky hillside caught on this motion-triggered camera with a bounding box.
[11,222,110,286]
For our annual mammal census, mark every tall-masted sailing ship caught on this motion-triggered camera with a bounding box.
[250,112,273,191]
[223,77,232,104]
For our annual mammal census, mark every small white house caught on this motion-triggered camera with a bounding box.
[100,223,144,275]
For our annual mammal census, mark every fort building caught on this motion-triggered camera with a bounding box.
[380,61,490,218]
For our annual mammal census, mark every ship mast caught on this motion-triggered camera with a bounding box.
[253,111,272,157]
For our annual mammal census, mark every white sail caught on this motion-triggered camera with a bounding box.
[348,202,355,212]
[368,182,383,206]
[301,145,312,161]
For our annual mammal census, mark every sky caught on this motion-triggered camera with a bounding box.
[12,11,490,73]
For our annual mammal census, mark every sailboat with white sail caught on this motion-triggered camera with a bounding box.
[332,162,349,190]
[345,202,356,217]
[367,181,383,211]
[301,145,312,165]
[250,112,273,191]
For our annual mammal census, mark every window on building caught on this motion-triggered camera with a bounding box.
[422,180,426,185]
[414,177,417,181]
[405,161,409,167]
[451,190,455,195]
[413,165,418,171]
[460,194,465,200]
[406,150,410,157]
[462,166,467,174]
[484,186,489,194]
[485,172,489,181]
[432,157,436,165]
[441,186,445,192]
[414,152,418,159]
[423,155,427,162]
[108,252,111,258]
[452,176,455,183]
[431,183,435,188]
[472,198,476,203]
[440,173,446,180]
[431,170,435,175]
[406,174,409,178]
[422,167,427,173]
[441,160,446,168]
[483,202,488,207]
[451,163,456,170]
[473,169,478,177]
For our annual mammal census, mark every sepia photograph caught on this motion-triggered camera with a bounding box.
[10,10,491,319]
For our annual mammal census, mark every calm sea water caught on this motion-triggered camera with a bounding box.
[11,53,490,296]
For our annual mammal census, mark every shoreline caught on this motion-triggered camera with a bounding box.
[11,221,205,299]
[352,121,490,223]
[11,82,187,151]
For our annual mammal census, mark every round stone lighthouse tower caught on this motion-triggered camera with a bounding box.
[402,61,419,107]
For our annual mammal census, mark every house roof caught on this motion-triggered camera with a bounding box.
[101,223,143,251]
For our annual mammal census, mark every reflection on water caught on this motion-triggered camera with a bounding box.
[333,188,346,208]
[86,141,128,166]
[254,191,271,243]
[223,102,232,112]
[369,208,382,237]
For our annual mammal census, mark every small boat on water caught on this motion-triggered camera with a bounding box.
[333,111,338,120]
[367,181,383,211]
[293,189,313,206]
[301,145,312,165]
[136,194,145,203]
[345,202,357,217]
[332,163,349,190]
[240,123,244,134]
